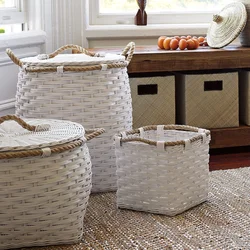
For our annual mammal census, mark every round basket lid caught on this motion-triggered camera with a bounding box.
[0,117,85,152]
[21,53,126,67]
[207,2,247,48]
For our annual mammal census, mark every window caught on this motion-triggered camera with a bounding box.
[0,0,25,33]
[89,0,229,25]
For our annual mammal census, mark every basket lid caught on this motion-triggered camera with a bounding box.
[0,116,85,152]
[207,2,247,48]
[21,53,126,67]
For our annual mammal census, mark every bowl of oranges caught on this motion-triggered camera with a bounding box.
[158,35,208,50]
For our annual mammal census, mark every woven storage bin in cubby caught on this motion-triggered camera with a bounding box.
[0,115,104,250]
[114,125,210,216]
[7,42,134,193]
[176,72,239,128]
[238,70,250,125]
[130,76,175,128]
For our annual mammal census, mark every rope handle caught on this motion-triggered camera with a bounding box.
[6,42,135,71]
[85,128,105,141]
[5,45,96,67]
[40,44,97,59]
[6,49,23,67]
[116,124,210,147]
[0,115,40,132]
[121,41,135,65]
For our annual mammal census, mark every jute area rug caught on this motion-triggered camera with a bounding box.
[21,167,250,250]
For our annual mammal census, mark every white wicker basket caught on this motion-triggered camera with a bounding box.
[6,42,135,193]
[0,115,104,250]
[114,125,211,216]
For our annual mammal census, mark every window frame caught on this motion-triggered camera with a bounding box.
[89,0,222,26]
[0,0,25,26]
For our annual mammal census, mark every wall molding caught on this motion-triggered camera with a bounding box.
[0,30,46,51]
[0,98,15,112]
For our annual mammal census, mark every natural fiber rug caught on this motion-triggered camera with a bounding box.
[20,167,250,250]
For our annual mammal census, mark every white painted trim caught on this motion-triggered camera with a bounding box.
[0,98,15,112]
[0,11,26,25]
[85,23,209,39]
[0,30,46,50]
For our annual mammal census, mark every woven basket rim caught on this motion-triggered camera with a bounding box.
[115,124,210,147]
[0,115,105,159]
[6,42,135,73]
[207,2,247,48]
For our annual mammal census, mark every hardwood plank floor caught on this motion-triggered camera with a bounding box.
[209,146,250,171]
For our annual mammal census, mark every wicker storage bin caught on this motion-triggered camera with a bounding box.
[238,70,250,125]
[130,76,175,128]
[6,42,134,193]
[114,125,211,216]
[176,72,239,128]
[0,115,104,250]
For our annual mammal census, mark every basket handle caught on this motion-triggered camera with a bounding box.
[85,128,105,141]
[5,45,97,67]
[121,41,135,65]
[0,115,49,132]
[6,49,23,67]
[42,44,97,59]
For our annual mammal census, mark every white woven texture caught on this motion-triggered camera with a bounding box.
[239,70,250,125]
[238,0,250,46]
[15,68,133,193]
[0,144,92,250]
[0,118,84,151]
[130,76,175,128]
[180,72,239,128]
[115,126,211,216]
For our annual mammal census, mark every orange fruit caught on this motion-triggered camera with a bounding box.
[198,36,205,43]
[170,38,179,50]
[163,37,172,50]
[187,39,195,50]
[158,36,167,49]
[174,36,181,41]
[192,38,199,49]
[179,39,187,50]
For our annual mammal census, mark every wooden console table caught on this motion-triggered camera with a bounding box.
[88,45,250,149]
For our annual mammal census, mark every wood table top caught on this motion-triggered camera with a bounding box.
[89,45,250,73]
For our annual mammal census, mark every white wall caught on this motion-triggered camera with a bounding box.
[0,30,46,116]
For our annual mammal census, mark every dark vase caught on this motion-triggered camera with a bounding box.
[135,0,147,25]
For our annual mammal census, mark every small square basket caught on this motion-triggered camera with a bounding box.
[0,115,104,250]
[114,125,211,216]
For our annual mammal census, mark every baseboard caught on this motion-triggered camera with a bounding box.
[0,98,15,112]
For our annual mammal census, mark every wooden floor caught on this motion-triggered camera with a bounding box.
[209,146,250,171]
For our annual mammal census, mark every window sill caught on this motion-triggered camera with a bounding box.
[85,23,210,39]
[0,30,46,50]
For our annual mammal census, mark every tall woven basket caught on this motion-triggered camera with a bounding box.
[6,42,135,193]
[0,115,104,250]
[114,125,211,216]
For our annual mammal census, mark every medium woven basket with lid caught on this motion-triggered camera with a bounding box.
[114,124,211,216]
[207,2,247,48]
[0,115,104,250]
[6,42,135,193]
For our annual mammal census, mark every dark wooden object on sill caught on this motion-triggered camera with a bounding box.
[135,0,147,25]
